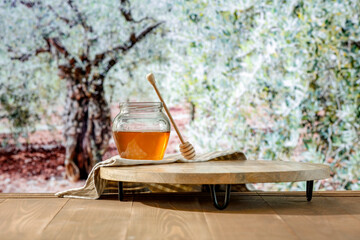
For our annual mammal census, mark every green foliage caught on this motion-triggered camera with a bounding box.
[0,57,62,146]
[0,69,40,145]
[164,0,360,190]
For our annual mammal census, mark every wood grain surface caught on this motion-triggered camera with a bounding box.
[0,192,359,240]
[126,196,212,240]
[0,193,60,199]
[200,195,299,240]
[100,160,330,184]
[262,196,360,240]
[42,198,133,240]
[0,198,68,239]
[325,197,360,221]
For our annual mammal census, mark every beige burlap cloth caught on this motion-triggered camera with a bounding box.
[55,150,246,199]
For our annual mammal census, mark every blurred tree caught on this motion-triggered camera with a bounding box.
[1,0,163,181]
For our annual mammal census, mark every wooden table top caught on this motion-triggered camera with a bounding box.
[100,160,330,184]
[0,191,359,240]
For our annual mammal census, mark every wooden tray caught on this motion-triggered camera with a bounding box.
[100,160,329,184]
[100,160,330,210]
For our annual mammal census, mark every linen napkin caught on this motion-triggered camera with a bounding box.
[55,150,246,199]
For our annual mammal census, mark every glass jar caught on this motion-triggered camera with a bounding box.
[112,102,171,160]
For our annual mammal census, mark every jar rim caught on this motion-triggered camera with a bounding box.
[119,102,163,108]
[119,102,163,113]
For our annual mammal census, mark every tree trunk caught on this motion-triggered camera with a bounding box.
[63,78,111,181]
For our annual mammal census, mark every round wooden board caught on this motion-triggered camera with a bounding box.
[100,160,330,184]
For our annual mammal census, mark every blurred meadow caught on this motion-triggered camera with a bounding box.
[0,0,359,192]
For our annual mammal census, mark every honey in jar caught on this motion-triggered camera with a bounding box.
[112,102,171,160]
[113,131,170,160]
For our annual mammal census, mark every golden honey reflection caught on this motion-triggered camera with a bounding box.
[113,131,170,160]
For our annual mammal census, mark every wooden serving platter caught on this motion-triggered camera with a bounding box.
[100,160,330,184]
[100,160,330,210]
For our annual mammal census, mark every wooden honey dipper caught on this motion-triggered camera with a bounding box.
[147,73,196,160]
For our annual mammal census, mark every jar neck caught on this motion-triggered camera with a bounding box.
[120,102,163,114]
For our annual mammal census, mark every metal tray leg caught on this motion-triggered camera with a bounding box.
[306,180,313,202]
[118,181,124,201]
[209,184,231,210]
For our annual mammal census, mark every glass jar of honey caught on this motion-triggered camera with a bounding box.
[112,102,171,160]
